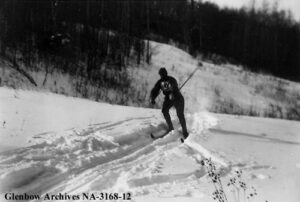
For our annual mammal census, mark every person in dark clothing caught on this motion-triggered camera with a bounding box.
[150,67,189,139]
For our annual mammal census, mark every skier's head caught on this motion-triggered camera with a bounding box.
[159,67,168,79]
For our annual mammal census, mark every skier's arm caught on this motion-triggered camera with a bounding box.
[150,80,161,102]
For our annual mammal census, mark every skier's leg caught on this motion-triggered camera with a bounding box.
[174,96,188,138]
[162,99,174,131]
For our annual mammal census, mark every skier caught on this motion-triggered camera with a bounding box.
[150,67,189,140]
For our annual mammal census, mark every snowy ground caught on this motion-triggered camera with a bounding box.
[0,87,299,202]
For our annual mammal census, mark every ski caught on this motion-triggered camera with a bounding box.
[150,130,187,143]
[150,130,171,139]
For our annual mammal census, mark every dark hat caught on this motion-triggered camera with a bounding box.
[159,67,168,77]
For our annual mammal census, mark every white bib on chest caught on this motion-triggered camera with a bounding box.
[161,81,172,92]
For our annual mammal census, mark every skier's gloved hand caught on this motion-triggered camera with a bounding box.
[150,99,156,105]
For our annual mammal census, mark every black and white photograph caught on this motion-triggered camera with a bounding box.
[0,0,299,201]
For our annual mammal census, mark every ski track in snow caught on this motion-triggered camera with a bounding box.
[0,111,229,201]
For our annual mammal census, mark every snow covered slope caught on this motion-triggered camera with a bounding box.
[143,41,300,118]
[1,87,299,202]
[1,41,300,120]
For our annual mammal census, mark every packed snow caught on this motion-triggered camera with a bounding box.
[0,87,299,202]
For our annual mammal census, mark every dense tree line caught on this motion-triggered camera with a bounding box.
[0,0,299,81]
[0,0,150,88]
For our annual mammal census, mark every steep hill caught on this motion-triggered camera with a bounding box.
[1,41,300,120]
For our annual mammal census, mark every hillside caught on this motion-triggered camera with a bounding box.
[1,41,300,120]
[1,0,299,82]
[1,1,299,202]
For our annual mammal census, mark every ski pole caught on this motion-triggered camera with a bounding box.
[179,62,202,90]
